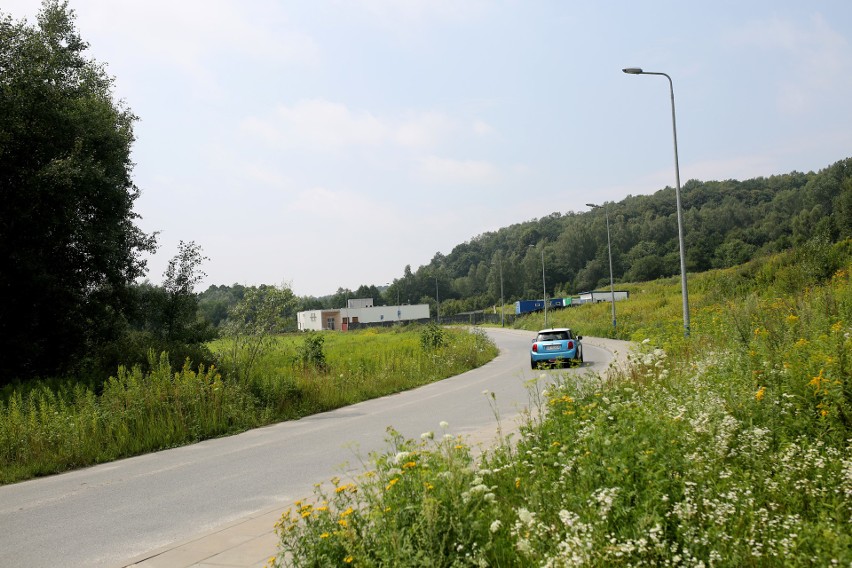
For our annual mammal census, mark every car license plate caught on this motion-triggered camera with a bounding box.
[545,345,561,351]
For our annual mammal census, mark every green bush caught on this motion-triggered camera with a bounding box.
[299,332,328,371]
[420,323,446,351]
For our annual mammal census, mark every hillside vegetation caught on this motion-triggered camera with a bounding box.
[274,238,852,567]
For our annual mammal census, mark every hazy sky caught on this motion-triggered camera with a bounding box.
[6,1,852,296]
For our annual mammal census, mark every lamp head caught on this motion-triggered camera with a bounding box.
[622,67,643,74]
[586,203,599,208]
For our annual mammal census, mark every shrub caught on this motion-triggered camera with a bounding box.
[299,332,328,371]
[420,323,446,351]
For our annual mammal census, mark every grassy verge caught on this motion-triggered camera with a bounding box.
[0,325,497,484]
[273,242,852,567]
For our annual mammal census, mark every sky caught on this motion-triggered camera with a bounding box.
[5,1,852,296]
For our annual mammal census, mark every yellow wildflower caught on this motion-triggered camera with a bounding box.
[320,532,330,539]
[515,478,521,489]
[402,461,417,470]
[755,386,766,401]
[786,314,799,324]
[340,507,354,518]
[809,369,826,391]
[344,556,354,564]
[338,519,348,527]
[832,321,843,333]
[385,478,399,490]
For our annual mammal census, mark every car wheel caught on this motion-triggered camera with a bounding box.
[530,358,537,370]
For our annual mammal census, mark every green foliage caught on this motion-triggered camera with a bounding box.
[0,1,156,382]
[299,332,327,371]
[160,240,211,344]
[419,323,446,351]
[0,352,253,483]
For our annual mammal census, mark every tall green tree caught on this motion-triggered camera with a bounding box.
[0,1,156,381]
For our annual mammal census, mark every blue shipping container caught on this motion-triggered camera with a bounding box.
[515,300,545,314]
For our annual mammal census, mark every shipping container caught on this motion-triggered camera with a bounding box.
[514,300,544,315]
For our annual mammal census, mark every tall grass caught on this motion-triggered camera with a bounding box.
[274,241,852,567]
[0,326,497,484]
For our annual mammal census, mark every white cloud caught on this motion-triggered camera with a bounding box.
[395,112,457,147]
[290,186,399,221]
[241,99,464,151]
[273,100,389,148]
[417,156,500,185]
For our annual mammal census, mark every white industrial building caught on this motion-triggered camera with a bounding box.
[578,290,630,303]
[296,298,431,331]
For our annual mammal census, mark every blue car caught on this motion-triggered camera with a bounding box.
[530,328,583,369]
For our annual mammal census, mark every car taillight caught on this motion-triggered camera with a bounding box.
[532,343,538,352]
[567,340,574,349]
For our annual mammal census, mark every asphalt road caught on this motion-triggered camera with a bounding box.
[0,328,628,568]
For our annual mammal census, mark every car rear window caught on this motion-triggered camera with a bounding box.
[538,331,571,341]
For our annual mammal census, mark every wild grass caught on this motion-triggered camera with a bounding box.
[273,240,852,567]
[0,326,497,484]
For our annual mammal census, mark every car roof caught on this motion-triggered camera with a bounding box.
[536,328,572,333]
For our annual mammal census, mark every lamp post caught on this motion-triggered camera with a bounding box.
[492,257,505,327]
[586,202,617,332]
[622,67,690,337]
[529,244,547,328]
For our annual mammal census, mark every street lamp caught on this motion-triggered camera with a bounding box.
[492,257,505,327]
[622,67,690,337]
[586,203,617,332]
[529,244,547,328]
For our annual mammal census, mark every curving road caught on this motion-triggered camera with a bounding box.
[0,328,630,568]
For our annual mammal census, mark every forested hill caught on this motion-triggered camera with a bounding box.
[360,157,851,315]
